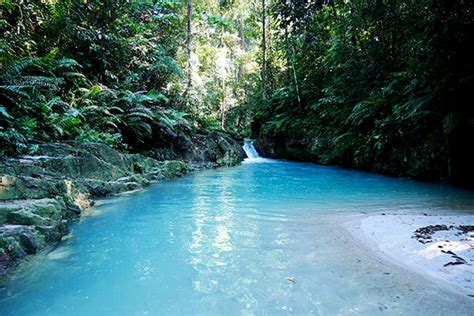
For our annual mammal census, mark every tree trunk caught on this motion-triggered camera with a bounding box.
[388,0,398,65]
[237,17,245,84]
[291,45,302,108]
[186,0,193,90]
[349,5,357,47]
[221,79,226,130]
[261,0,267,100]
[284,25,301,107]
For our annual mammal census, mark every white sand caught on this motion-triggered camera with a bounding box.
[344,214,474,295]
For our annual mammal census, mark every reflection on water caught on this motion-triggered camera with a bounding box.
[1,160,474,315]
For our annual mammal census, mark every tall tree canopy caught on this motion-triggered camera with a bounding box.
[0,0,260,154]
[1,0,472,185]
[250,0,473,185]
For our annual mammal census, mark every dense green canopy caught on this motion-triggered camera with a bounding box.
[1,0,472,185]
[252,0,473,185]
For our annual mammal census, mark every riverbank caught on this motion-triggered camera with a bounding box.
[253,134,474,187]
[0,134,245,276]
[343,214,474,296]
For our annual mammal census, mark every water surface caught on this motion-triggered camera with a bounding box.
[1,159,474,315]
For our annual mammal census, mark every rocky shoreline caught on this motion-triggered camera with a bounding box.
[0,133,245,276]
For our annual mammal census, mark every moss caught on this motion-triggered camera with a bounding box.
[6,210,47,226]
[0,238,6,249]
[0,238,25,260]
[161,160,189,178]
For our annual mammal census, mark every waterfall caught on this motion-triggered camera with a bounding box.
[242,139,261,159]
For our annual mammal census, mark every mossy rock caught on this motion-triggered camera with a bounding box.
[126,154,162,174]
[0,201,23,225]
[31,200,65,222]
[82,143,129,170]
[0,237,7,251]
[159,130,244,165]
[6,210,48,226]
[0,225,45,258]
[0,160,46,178]
[0,238,24,261]
[0,176,78,201]
[0,138,243,276]
[161,161,189,178]
[78,179,143,197]
[217,151,243,167]
[36,222,69,243]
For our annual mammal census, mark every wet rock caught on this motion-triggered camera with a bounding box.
[0,137,244,276]
[151,130,245,167]
[79,179,138,197]
[160,161,188,178]
[1,199,64,225]
[1,175,60,200]
[0,225,45,258]
[0,252,9,275]
[6,210,47,226]
[36,222,69,243]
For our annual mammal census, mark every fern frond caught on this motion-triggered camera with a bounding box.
[0,85,30,97]
[125,111,153,120]
[124,116,153,139]
[129,106,153,114]
[54,58,82,70]
[0,58,38,82]
[347,99,383,127]
[62,72,86,78]
[45,97,70,109]
[157,112,175,129]
[19,75,64,89]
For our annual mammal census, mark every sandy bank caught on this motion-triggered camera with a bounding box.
[344,214,474,296]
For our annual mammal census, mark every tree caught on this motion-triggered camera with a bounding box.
[186,0,193,91]
[261,0,267,100]
[251,0,474,185]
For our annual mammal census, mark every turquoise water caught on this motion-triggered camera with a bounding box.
[1,159,474,315]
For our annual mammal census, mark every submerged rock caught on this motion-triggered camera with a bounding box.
[47,246,73,260]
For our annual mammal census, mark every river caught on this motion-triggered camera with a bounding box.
[1,153,473,315]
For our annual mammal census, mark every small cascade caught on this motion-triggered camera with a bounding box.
[242,139,261,160]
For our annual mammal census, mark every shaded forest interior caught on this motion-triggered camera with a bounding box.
[1,0,473,186]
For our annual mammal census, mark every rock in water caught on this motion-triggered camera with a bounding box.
[47,247,73,260]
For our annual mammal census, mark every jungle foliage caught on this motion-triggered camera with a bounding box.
[0,0,259,156]
[251,0,473,184]
[1,0,472,184]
